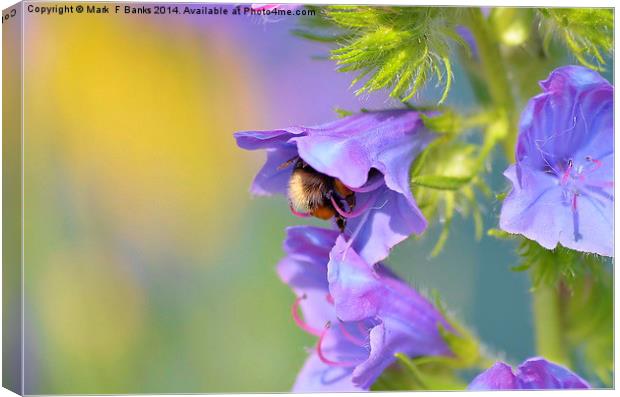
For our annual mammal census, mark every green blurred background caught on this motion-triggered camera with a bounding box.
[11,3,604,394]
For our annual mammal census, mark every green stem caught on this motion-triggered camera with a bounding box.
[465,8,518,161]
[394,353,429,389]
[467,9,569,364]
[531,283,570,366]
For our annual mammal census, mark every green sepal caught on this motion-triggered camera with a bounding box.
[393,353,468,390]
[487,228,513,239]
[421,110,463,135]
[411,175,472,191]
[537,8,613,71]
[516,238,609,288]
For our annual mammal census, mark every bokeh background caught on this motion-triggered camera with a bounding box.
[11,2,608,394]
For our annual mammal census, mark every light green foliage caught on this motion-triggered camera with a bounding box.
[324,6,465,103]
[411,175,472,191]
[563,264,613,386]
[411,138,489,257]
[537,8,613,70]
[490,8,567,104]
[490,9,534,47]
[388,353,467,391]
[513,238,608,288]
[410,109,503,257]
[514,240,612,382]
[372,353,468,391]
[420,110,464,135]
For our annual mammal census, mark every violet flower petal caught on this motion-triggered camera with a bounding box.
[469,358,590,390]
[277,226,340,331]
[292,110,434,193]
[500,65,613,256]
[251,146,299,195]
[328,235,452,387]
[468,362,518,390]
[344,186,427,265]
[235,111,435,264]
[279,227,455,391]
[292,352,361,392]
[516,358,590,389]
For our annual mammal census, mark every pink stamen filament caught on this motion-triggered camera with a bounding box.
[291,296,322,337]
[561,160,573,185]
[289,204,312,218]
[572,193,578,212]
[587,158,603,173]
[325,293,335,305]
[330,193,376,219]
[338,321,367,347]
[341,208,373,261]
[316,324,360,367]
[347,178,384,193]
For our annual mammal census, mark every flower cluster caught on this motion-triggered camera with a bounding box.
[278,226,452,391]
[235,60,610,390]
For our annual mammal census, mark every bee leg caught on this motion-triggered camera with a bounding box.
[336,215,346,233]
[277,155,300,170]
[345,193,356,211]
[325,190,346,232]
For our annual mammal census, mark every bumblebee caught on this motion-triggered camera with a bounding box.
[281,157,355,232]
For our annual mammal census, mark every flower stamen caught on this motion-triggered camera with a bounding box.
[292,295,322,336]
[347,177,384,193]
[585,156,603,173]
[338,321,367,347]
[316,322,360,367]
[561,159,574,185]
[572,193,578,212]
[330,194,374,219]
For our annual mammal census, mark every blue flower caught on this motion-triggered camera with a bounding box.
[235,110,436,265]
[468,358,590,390]
[500,65,613,256]
[277,226,452,391]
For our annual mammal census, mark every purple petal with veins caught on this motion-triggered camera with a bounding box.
[500,65,613,256]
